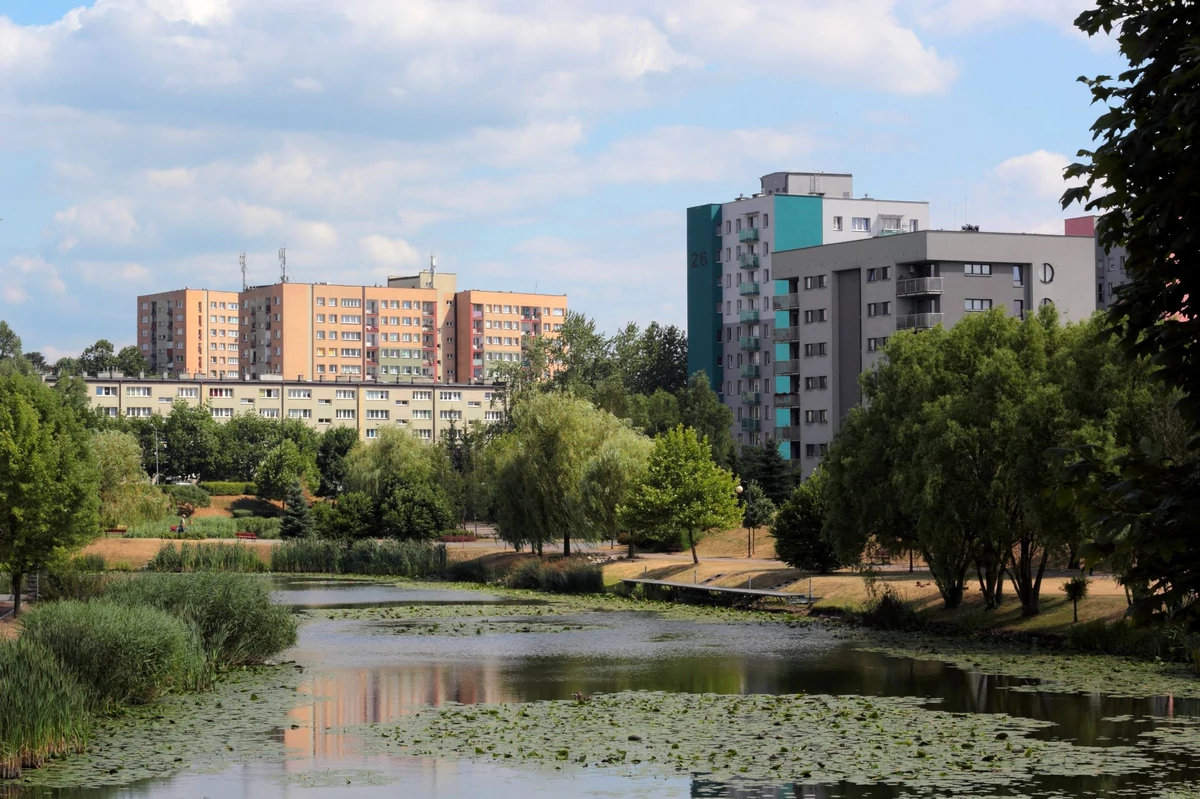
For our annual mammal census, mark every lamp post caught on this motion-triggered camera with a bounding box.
[735,482,748,558]
[150,419,163,485]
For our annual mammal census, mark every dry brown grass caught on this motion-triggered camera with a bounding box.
[191,495,280,519]
[80,537,280,569]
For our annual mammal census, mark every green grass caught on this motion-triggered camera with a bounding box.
[19,600,208,708]
[125,515,281,540]
[269,539,448,577]
[148,542,266,573]
[0,637,91,779]
[103,572,297,668]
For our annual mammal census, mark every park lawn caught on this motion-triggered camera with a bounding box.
[80,537,279,570]
[190,494,281,519]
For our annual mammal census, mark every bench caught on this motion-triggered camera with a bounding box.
[235,532,258,540]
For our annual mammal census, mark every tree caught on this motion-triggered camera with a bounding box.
[736,443,794,506]
[162,402,223,480]
[280,479,314,539]
[53,357,81,377]
[316,426,360,497]
[256,439,308,501]
[1063,576,1090,624]
[741,481,775,559]
[579,426,653,555]
[550,311,614,396]
[621,425,741,564]
[315,491,375,540]
[78,339,117,376]
[23,351,47,374]
[0,322,21,362]
[220,412,276,481]
[772,471,840,573]
[625,389,680,438]
[677,371,735,468]
[90,430,172,528]
[378,482,454,540]
[114,345,150,377]
[628,322,688,396]
[161,484,211,518]
[343,426,447,501]
[0,373,101,614]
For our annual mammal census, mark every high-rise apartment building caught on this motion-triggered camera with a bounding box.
[137,289,241,377]
[1065,215,1129,310]
[770,230,1095,475]
[686,171,929,446]
[136,272,566,383]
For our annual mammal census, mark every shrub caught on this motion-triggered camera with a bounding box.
[231,509,255,519]
[237,516,282,539]
[161,484,211,517]
[148,542,266,573]
[20,600,207,706]
[0,637,90,779]
[198,481,257,496]
[103,573,298,668]
[859,587,923,632]
[378,482,455,541]
[771,474,841,573]
[505,557,604,594]
[270,538,341,573]
[42,568,112,603]
[444,558,496,583]
[71,553,106,572]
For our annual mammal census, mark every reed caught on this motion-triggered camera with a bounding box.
[269,538,447,577]
[148,542,266,573]
[103,573,297,667]
[505,557,605,594]
[19,600,208,708]
[0,637,91,779]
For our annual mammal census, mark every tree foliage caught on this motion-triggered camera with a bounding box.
[255,439,309,501]
[378,482,454,541]
[677,371,735,468]
[737,443,795,506]
[90,429,171,528]
[280,479,315,539]
[160,484,211,518]
[771,471,840,573]
[315,425,359,497]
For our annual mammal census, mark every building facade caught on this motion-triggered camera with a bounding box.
[686,172,929,447]
[770,230,1096,475]
[137,273,566,383]
[82,375,503,441]
[1065,215,1129,309]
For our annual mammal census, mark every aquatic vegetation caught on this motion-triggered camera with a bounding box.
[366,691,1151,789]
[103,573,297,667]
[19,600,208,707]
[368,619,601,637]
[269,538,448,577]
[148,542,267,573]
[0,638,90,780]
[506,558,605,594]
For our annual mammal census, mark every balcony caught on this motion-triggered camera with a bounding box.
[897,313,945,330]
[738,253,759,268]
[740,392,761,405]
[774,426,801,441]
[774,393,800,408]
[739,309,760,323]
[739,336,761,351]
[773,327,799,342]
[895,277,944,297]
[738,227,760,242]
[740,364,761,379]
[772,294,799,310]
[738,282,761,296]
[776,359,800,374]
[741,418,762,432]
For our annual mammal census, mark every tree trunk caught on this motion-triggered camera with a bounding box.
[747,527,751,558]
[10,572,22,616]
[1073,599,1078,623]
[687,530,699,565]
[536,541,543,557]
[941,582,964,609]
[1008,534,1049,617]
[628,538,635,559]
[563,531,571,557]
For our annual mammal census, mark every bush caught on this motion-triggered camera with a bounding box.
[0,637,90,779]
[858,588,923,632]
[126,517,241,539]
[198,481,257,496]
[378,482,455,541]
[148,542,266,573]
[270,538,341,573]
[444,558,496,583]
[103,573,298,668]
[20,600,207,706]
[237,516,282,539]
[231,509,255,519]
[71,553,106,572]
[42,568,112,603]
[771,474,841,573]
[269,538,447,577]
[161,484,211,517]
[505,557,604,594]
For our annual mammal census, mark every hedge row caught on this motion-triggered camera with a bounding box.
[196,481,257,496]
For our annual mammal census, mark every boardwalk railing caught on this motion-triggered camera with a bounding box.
[621,577,818,606]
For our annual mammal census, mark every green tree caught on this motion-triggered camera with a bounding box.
[0,322,21,362]
[90,429,172,528]
[736,443,795,505]
[316,491,375,540]
[740,481,775,559]
[53,357,81,377]
[220,412,276,481]
[343,426,446,501]
[621,425,741,564]
[628,322,688,396]
[23,351,47,374]
[771,471,840,573]
[550,311,613,396]
[78,339,117,375]
[280,479,315,538]
[378,482,454,541]
[677,371,735,468]
[579,426,653,555]
[256,439,308,501]
[316,426,360,496]
[0,373,101,613]
[625,389,681,438]
[114,345,150,377]
[160,484,211,518]
[162,402,223,480]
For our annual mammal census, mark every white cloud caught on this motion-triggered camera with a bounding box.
[941,149,1088,235]
[51,199,143,252]
[1,256,67,304]
[908,0,1086,34]
[360,234,420,269]
[992,149,1075,199]
[291,77,322,93]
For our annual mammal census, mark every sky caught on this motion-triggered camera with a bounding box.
[0,0,1123,360]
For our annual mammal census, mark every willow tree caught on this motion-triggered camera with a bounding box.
[90,429,171,528]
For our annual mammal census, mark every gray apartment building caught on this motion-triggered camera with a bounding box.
[1065,215,1130,310]
[770,230,1096,476]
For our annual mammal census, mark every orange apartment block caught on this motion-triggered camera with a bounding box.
[137,288,241,378]
[455,290,569,381]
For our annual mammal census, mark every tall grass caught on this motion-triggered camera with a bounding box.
[20,600,208,707]
[124,516,281,540]
[103,572,298,667]
[148,542,266,573]
[506,557,605,594]
[270,539,448,577]
[0,637,90,779]
[1067,619,1200,670]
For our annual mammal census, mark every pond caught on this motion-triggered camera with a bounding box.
[16,577,1200,798]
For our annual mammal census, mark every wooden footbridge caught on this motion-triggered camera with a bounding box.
[621,577,819,606]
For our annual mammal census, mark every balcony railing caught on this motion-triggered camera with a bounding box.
[741,418,762,432]
[738,282,761,296]
[897,313,945,330]
[772,293,799,310]
[776,359,800,374]
[895,277,944,297]
[774,426,801,441]
[739,309,760,323]
[739,336,761,350]
[773,327,798,342]
[774,393,800,408]
[738,227,760,242]
[738,253,759,268]
[740,364,761,379]
[740,392,761,405]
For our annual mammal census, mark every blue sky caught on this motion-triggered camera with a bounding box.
[0,0,1122,359]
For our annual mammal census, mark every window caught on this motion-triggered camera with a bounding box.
[366,409,389,420]
[832,216,843,231]
[126,407,153,418]
[413,390,432,401]
[259,408,280,418]
[331,389,355,400]
[881,216,901,231]
[288,389,312,399]
[439,410,463,420]
[804,310,814,324]
[867,268,878,282]
[341,315,362,325]
[804,276,814,290]
[964,299,993,312]
[485,411,503,422]
[258,388,279,399]
[880,302,890,316]
[805,410,816,424]
[177,387,198,398]
[868,337,880,352]
[365,390,389,400]
[867,303,879,317]
[95,386,118,396]
[881,267,890,280]
[762,213,769,228]
[126,386,151,397]
[965,263,992,276]
[340,348,362,358]
[210,407,233,419]
[805,444,817,458]
[909,219,919,232]
[819,443,829,455]
[210,388,233,398]
[817,274,827,289]
[804,343,827,357]
[819,410,828,423]
[288,408,313,419]
[1013,266,1024,287]
[411,409,432,420]
[1039,263,1056,284]
[335,409,356,420]
[817,309,827,322]
[851,217,870,232]
[439,391,462,401]
[1015,299,1025,319]
[316,297,325,307]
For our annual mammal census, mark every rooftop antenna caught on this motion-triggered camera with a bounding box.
[239,251,248,290]
[278,247,287,283]
[426,252,437,289]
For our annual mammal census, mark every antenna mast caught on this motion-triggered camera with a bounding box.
[427,252,437,289]
[278,247,287,283]
[239,251,247,290]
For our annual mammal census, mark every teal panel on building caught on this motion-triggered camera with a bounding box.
[778,441,791,459]
[775,374,790,394]
[775,342,790,361]
[772,194,823,252]
[686,204,723,392]
[774,279,790,294]
[775,406,791,427]
[774,310,789,328]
